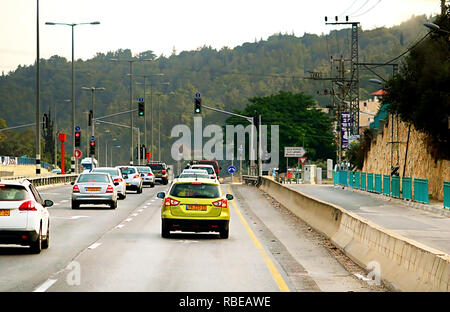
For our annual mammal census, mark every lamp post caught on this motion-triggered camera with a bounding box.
[36,0,41,175]
[81,86,105,141]
[110,59,152,164]
[424,22,450,35]
[45,20,100,173]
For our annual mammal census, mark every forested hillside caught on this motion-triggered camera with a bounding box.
[0,15,431,165]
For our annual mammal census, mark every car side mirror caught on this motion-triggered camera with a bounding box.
[157,192,165,199]
[43,199,54,207]
[140,173,145,177]
[123,174,129,179]
[114,182,119,186]
[70,181,75,185]
[226,194,234,200]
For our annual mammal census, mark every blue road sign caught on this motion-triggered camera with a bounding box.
[90,136,95,142]
[195,93,201,98]
[138,97,144,102]
[228,166,236,174]
[75,126,81,131]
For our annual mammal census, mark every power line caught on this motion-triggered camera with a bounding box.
[348,0,370,16]
[339,0,359,17]
[352,0,382,18]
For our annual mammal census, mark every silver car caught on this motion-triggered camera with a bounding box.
[136,166,155,188]
[71,172,119,209]
[115,166,143,194]
[92,167,127,199]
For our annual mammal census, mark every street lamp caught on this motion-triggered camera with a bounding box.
[110,58,152,164]
[45,20,100,173]
[81,87,105,146]
[424,22,450,35]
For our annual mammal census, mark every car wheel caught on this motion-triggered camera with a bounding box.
[150,183,155,188]
[161,220,170,238]
[138,185,143,194]
[110,200,117,209]
[42,222,49,249]
[219,227,229,239]
[71,200,79,209]
[30,226,42,254]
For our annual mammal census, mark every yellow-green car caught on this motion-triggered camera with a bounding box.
[157,178,233,238]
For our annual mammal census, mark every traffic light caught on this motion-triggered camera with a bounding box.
[89,140,95,156]
[88,110,93,126]
[43,113,49,129]
[138,100,145,117]
[194,98,201,114]
[75,130,81,148]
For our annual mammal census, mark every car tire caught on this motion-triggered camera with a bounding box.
[219,227,229,239]
[71,200,79,209]
[110,200,117,209]
[30,226,42,254]
[163,179,168,185]
[42,222,49,249]
[138,185,143,194]
[150,183,155,188]
[119,193,126,200]
[161,220,170,238]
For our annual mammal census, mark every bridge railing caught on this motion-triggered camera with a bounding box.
[0,174,78,187]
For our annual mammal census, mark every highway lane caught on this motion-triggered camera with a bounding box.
[0,183,167,292]
[1,182,384,292]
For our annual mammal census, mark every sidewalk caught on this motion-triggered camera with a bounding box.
[286,184,450,255]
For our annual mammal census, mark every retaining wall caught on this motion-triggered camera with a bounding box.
[259,177,449,292]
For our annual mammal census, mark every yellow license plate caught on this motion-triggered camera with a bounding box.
[186,205,207,211]
[0,209,10,216]
[87,187,101,191]
[126,183,130,186]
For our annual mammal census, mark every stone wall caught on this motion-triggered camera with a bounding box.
[363,115,449,201]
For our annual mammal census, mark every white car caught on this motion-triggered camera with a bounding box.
[115,166,143,193]
[136,166,155,187]
[178,169,210,179]
[92,167,127,199]
[190,164,217,180]
[0,179,53,254]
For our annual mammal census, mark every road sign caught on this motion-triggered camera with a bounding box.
[138,97,144,102]
[90,136,95,142]
[299,157,307,165]
[74,149,82,159]
[228,165,236,174]
[75,125,81,131]
[284,147,306,157]
[195,92,201,98]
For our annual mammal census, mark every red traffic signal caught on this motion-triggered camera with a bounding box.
[75,131,81,147]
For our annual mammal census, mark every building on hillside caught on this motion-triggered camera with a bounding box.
[359,89,385,133]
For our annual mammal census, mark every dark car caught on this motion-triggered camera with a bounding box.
[198,160,220,177]
[147,162,169,185]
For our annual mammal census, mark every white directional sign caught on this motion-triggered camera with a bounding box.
[284,146,306,158]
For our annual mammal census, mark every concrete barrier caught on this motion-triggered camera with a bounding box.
[259,177,449,292]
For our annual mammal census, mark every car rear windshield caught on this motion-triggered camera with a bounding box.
[170,183,220,199]
[179,174,210,179]
[148,164,163,170]
[119,167,136,175]
[78,174,110,183]
[0,185,30,201]
[137,167,150,173]
[192,166,214,174]
[93,169,119,177]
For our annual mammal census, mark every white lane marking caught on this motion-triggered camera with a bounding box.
[60,200,69,203]
[137,209,143,212]
[115,224,124,229]
[52,203,60,206]
[71,216,89,220]
[33,279,57,292]
[124,218,133,222]
[131,213,138,217]
[88,243,102,250]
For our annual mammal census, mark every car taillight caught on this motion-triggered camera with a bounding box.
[106,185,114,193]
[162,170,166,174]
[19,200,37,211]
[73,185,80,193]
[164,197,180,206]
[147,173,153,176]
[133,174,140,179]
[114,178,123,183]
[212,199,227,208]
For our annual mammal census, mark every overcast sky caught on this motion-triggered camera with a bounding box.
[0,0,441,73]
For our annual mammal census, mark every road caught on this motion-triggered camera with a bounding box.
[0,183,385,292]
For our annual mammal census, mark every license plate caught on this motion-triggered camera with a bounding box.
[0,209,10,216]
[186,205,207,211]
[86,187,101,191]
[126,183,130,186]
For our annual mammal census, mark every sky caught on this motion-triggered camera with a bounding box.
[0,0,442,73]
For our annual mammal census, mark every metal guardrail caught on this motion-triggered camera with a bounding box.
[0,174,78,187]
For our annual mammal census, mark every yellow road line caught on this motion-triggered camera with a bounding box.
[226,185,290,292]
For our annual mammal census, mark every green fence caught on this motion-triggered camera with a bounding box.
[413,178,429,204]
[354,171,360,189]
[374,174,382,194]
[361,172,367,190]
[402,177,412,200]
[367,173,374,192]
[444,181,450,209]
[383,175,390,196]
[391,176,400,198]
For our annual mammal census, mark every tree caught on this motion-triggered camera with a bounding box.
[383,14,449,159]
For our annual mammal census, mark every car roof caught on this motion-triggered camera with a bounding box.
[182,169,208,173]
[0,179,31,187]
[191,164,214,168]
[92,167,119,171]
[173,177,219,185]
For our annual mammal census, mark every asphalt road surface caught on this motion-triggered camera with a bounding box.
[0,183,384,292]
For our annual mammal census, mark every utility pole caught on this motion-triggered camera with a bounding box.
[35,0,41,175]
